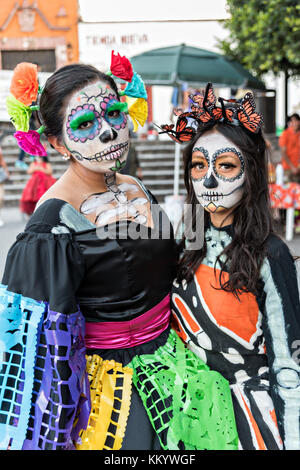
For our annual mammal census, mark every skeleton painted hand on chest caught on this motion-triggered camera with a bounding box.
[80,173,149,227]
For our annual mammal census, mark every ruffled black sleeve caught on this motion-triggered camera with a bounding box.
[2,230,85,314]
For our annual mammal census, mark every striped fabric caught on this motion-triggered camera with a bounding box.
[172,224,300,450]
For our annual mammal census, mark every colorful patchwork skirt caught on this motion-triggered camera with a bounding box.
[0,285,238,450]
[76,328,239,450]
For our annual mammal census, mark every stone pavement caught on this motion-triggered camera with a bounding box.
[0,207,27,278]
[0,206,300,285]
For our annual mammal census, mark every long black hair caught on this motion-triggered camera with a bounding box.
[177,121,274,297]
[39,63,119,138]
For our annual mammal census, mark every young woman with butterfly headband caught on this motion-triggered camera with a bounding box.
[0,61,239,450]
[165,83,300,450]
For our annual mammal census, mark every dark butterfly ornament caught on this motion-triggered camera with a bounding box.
[156,82,264,144]
[156,108,196,143]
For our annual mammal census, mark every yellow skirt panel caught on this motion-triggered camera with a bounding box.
[76,355,133,450]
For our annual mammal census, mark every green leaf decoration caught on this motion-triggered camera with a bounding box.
[6,94,32,131]
[110,158,126,172]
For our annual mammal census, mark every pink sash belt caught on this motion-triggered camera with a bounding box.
[84,294,171,349]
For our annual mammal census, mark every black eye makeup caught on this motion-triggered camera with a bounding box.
[212,147,244,182]
[191,147,209,180]
[191,161,206,169]
[191,145,245,182]
[218,162,238,169]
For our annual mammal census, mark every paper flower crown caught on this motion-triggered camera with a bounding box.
[6,51,148,157]
[156,82,264,144]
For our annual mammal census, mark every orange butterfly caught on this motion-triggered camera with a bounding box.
[160,115,195,143]
[214,98,234,122]
[158,84,264,146]
[197,109,213,123]
[237,92,263,133]
[224,108,234,122]
[210,107,233,122]
[190,83,221,123]
[203,83,217,109]
[161,124,174,132]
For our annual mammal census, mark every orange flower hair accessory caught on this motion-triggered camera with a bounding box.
[10,62,39,106]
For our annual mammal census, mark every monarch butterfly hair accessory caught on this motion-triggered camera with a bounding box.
[6,62,47,156]
[106,51,148,132]
[156,82,264,144]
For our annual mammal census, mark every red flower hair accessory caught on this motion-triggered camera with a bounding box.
[109,51,134,82]
[10,62,39,106]
[105,51,148,131]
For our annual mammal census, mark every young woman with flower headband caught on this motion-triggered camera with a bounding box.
[166,83,300,450]
[0,59,239,450]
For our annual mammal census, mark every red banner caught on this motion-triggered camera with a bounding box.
[269,183,300,209]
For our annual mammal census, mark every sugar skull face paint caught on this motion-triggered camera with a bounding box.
[62,80,129,173]
[191,131,245,213]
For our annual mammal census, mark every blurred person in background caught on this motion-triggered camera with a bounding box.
[279,114,300,232]
[147,122,158,141]
[0,140,10,227]
[20,154,56,216]
[279,113,300,182]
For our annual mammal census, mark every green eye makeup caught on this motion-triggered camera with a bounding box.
[106,102,128,114]
[70,111,96,130]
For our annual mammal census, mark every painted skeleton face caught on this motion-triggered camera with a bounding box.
[191,131,245,213]
[62,80,129,173]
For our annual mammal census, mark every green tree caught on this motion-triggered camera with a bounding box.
[219,0,300,120]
